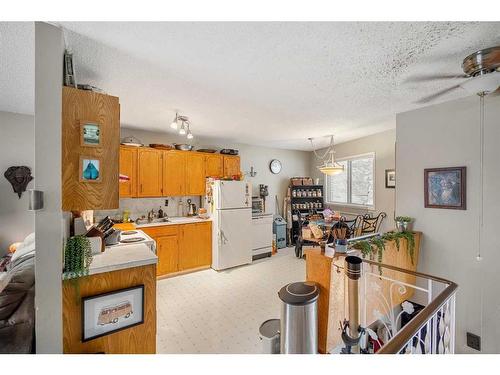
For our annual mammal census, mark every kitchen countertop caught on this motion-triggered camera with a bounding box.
[135,216,212,228]
[87,243,158,276]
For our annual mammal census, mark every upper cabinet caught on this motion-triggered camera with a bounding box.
[223,155,241,177]
[205,154,224,177]
[186,153,206,195]
[163,150,186,196]
[62,87,120,211]
[119,147,137,198]
[119,148,241,198]
[137,148,163,197]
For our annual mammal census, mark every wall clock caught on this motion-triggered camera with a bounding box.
[269,159,282,174]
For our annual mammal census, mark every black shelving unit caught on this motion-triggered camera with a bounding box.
[290,185,324,245]
[290,185,324,212]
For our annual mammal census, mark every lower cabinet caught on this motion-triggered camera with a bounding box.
[179,223,212,270]
[142,222,212,277]
[156,234,179,276]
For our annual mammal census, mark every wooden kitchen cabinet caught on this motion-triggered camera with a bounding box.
[156,233,180,276]
[119,146,138,198]
[137,148,163,197]
[62,86,120,211]
[223,155,241,176]
[142,222,211,277]
[186,153,206,195]
[179,222,212,270]
[163,150,186,196]
[205,154,224,177]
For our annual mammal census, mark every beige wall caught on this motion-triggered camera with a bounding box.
[34,22,64,353]
[121,127,311,215]
[310,129,396,232]
[0,111,34,255]
[396,93,500,353]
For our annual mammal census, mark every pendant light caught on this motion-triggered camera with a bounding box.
[310,135,345,176]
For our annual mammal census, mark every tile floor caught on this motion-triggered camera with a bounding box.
[156,247,306,354]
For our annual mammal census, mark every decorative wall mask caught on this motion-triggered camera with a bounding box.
[4,166,33,198]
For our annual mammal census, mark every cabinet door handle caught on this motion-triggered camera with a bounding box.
[140,184,143,193]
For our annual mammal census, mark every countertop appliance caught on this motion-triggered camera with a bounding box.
[105,229,156,254]
[205,179,252,270]
[252,213,273,260]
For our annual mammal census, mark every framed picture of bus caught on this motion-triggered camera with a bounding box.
[82,285,144,342]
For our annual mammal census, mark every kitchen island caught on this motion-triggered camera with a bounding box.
[62,243,157,354]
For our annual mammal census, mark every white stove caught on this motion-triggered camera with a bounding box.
[106,229,156,254]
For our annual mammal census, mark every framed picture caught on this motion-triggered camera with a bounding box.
[80,121,101,147]
[385,169,396,188]
[424,166,466,210]
[82,285,145,342]
[80,156,101,183]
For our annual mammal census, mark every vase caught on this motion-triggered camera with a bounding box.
[396,221,408,232]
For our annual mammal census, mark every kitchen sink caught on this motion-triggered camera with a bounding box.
[135,217,170,225]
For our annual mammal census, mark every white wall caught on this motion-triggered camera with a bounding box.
[121,128,311,215]
[0,111,34,255]
[396,93,500,353]
[310,129,396,232]
[34,22,64,353]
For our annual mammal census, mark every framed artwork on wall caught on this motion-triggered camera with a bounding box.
[82,285,145,342]
[80,121,101,147]
[385,169,396,188]
[424,166,466,210]
[79,156,101,183]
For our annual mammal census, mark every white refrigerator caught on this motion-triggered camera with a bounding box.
[206,180,252,271]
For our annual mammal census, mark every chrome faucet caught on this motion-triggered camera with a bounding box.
[147,209,156,223]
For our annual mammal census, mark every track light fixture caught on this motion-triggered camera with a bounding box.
[169,112,194,139]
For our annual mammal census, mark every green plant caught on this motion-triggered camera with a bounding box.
[350,231,416,265]
[64,235,93,279]
[395,216,413,223]
[398,231,415,264]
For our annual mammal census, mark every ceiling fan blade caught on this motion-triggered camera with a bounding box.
[415,85,461,104]
[405,74,468,83]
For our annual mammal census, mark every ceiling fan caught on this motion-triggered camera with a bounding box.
[413,46,500,103]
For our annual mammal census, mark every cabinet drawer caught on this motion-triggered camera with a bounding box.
[141,225,179,238]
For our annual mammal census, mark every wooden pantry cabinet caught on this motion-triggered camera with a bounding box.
[62,86,120,211]
[141,222,212,277]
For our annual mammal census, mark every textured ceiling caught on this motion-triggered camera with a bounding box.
[2,22,500,150]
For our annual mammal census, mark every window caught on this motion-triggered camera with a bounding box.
[326,153,375,208]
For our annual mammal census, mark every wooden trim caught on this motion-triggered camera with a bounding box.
[156,265,211,280]
[424,166,466,210]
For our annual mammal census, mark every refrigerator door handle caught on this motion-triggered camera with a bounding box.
[220,230,228,244]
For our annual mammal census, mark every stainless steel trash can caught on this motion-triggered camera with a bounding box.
[278,281,319,354]
[259,319,281,354]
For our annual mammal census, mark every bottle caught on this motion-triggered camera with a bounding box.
[158,207,164,218]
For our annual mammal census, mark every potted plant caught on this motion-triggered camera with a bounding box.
[395,216,413,232]
[63,235,93,279]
